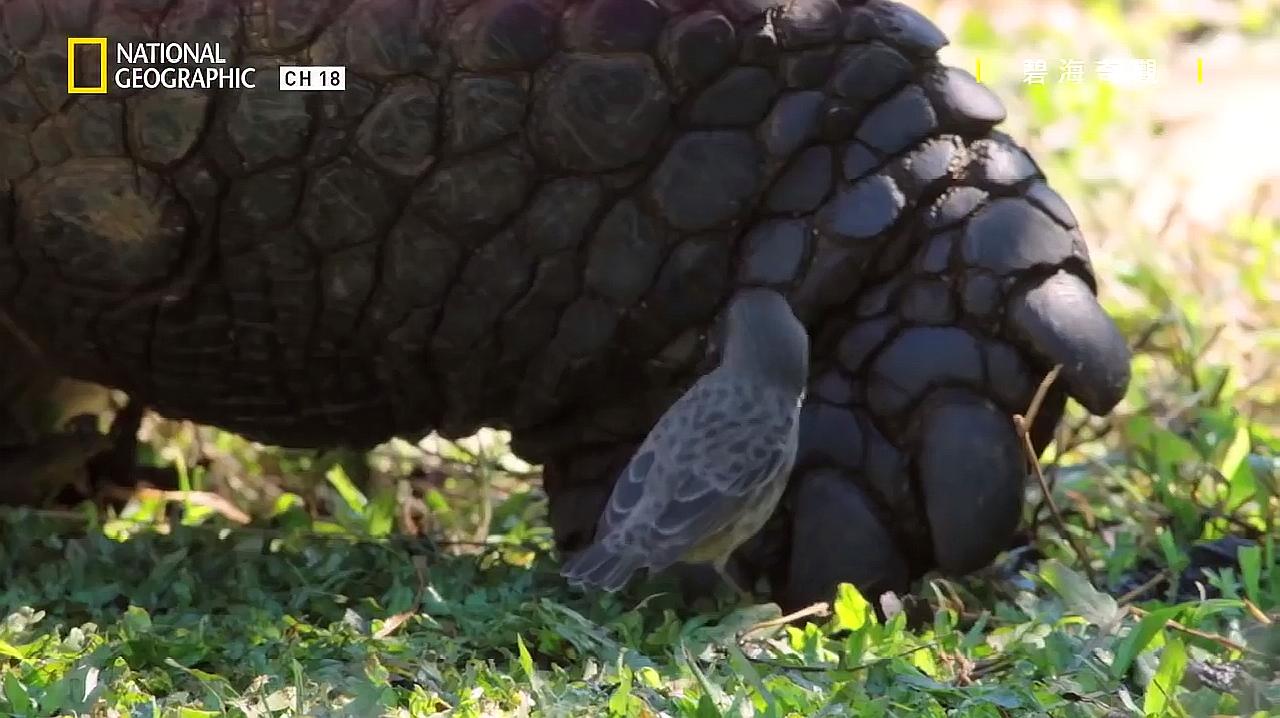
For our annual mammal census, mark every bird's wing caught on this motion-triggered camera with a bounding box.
[599,376,798,567]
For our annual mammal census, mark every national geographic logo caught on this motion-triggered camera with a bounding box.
[66,39,256,94]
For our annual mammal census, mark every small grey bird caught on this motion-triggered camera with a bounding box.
[560,287,809,594]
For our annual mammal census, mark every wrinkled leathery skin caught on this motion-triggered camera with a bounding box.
[0,0,1131,607]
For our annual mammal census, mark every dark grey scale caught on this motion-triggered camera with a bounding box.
[530,54,670,172]
[983,339,1036,412]
[779,47,837,89]
[449,0,560,72]
[961,198,1078,276]
[647,131,764,231]
[784,468,910,608]
[244,0,343,52]
[817,101,858,142]
[910,389,1023,574]
[736,10,780,66]
[552,296,621,360]
[924,185,988,229]
[1006,269,1130,414]
[225,66,314,173]
[898,278,955,324]
[843,0,949,57]
[759,90,825,158]
[836,315,897,374]
[855,273,903,317]
[1025,181,1080,229]
[28,119,70,168]
[170,156,223,225]
[310,0,439,78]
[316,244,378,343]
[855,410,913,512]
[355,79,445,177]
[298,158,398,254]
[638,235,731,333]
[841,141,880,181]
[774,0,841,48]
[855,85,937,156]
[415,143,536,240]
[961,270,1002,318]
[563,0,666,52]
[57,100,124,157]
[796,401,864,470]
[788,237,868,320]
[126,90,211,168]
[500,253,582,362]
[161,0,244,60]
[442,75,526,156]
[15,160,188,293]
[899,135,959,196]
[658,10,737,87]
[372,204,465,321]
[40,0,92,35]
[811,369,855,404]
[915,228,956,274]
[434,231,536,353]
[2,0,45,49]
[687,67,779,126]
[922,66,1007,133]
[0,127,34,183]
[319,76,378,129]
[766,146,833,214]
[828,42,914,107]
[967,137,1039,187]
[230,168,305,229]
[865,326,984,418]
[817,173,905,244]
[0,71,44,127]
[739,218,810,285]
[522,178,605,256]
[585,199,669,306]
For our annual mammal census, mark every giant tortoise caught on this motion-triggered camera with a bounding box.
[0,0,1131,608]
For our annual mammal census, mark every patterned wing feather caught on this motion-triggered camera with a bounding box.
[600,374,798,571]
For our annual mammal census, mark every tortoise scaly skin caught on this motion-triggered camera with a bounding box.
[0,0,1130,607]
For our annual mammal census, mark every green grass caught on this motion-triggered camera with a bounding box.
[3,1,1280,715]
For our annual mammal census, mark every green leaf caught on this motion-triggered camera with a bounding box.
[1143,636,1187,717]
[1112,607,1180,678]
[1221,423,1258,510]
[1238,544,1262,604]
[2,672,32,714]
[607,665,635,717]
[832,582,874,633]
[1040,560,1120,627]
[325,464,368,512]
[515,633,535,679]
[0,639,26,660]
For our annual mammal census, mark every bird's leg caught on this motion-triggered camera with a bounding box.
[714,559,753,603]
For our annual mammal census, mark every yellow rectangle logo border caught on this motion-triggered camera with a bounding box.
[67,37,108,94]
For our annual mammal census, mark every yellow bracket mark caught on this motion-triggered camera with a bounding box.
[974,57,983,82]
[1197,57,1204,83]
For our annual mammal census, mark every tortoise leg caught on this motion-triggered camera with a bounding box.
[85,397,146,489]
[737,177,1129,614]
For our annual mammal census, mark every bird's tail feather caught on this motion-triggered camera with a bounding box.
[560,543,644,592]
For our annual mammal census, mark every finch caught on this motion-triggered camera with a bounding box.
[560,287,809,594]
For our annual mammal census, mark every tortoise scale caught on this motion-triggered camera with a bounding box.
[0,0,1131,607]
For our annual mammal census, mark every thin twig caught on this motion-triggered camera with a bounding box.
[738,601,831,641]
[1127,605,1257,656]
[1116,569,1171,606]
[1242,599,1273,626]
[1013,365,1101,586]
